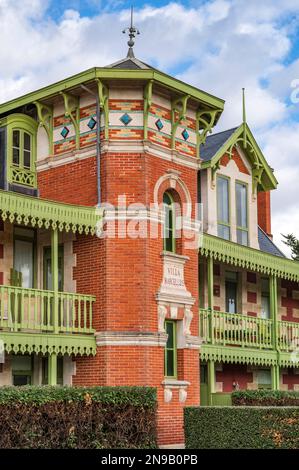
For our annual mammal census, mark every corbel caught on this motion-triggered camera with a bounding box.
[33,101,53,155]
[96,79,109,140]
[252,164,264,195]
[196,108,219,157]
[171,95,190,149]
[143,79,153,140]
[60,91,80,149]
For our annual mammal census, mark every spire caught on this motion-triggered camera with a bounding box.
[122,6,140,58]
[242,88,247,148]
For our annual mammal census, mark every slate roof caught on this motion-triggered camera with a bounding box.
[105,56,153,70]
[258,226,286,258]
[200,127,238,162]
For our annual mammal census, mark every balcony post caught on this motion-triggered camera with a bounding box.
[48,353,57,385]
[270,275,278,351]
[207,256,214,343]
[271,365,280,390]
[51,228,59,334]
[207,360,215,405]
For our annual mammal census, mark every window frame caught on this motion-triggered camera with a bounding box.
[217,174,231,241]
[235,180,249,246]
[164,320,177,379]
[163,191,176,253]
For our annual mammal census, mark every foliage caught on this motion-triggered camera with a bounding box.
[282,233,299,261]
[0,386,157,449]
[232,389,299,406]
[184,406,299,449]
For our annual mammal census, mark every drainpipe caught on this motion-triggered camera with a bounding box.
[81,84,101,206]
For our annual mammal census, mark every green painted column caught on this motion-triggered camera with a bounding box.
[207,256,214,344]
[51,228,59,334]
[48,353,57,385]
[271,365,280,390]
[207,360,215,405]
[270,275,278,351]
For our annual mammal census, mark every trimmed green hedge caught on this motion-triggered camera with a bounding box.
[232,390,299,406]
[185,407,299,449]
[0,386,157,449]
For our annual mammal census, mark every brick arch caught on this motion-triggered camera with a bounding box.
[154,173,191,218]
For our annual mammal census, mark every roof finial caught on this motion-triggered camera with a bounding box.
[122,6,140,59]
[242,88,247,148]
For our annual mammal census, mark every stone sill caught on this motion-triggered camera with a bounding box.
[162,379,190,389]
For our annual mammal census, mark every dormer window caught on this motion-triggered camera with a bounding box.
[0,114,38,192]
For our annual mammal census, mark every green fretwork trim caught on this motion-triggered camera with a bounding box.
[201,233,299,281]
[96,79,109,140]
[279,352,299,368]
[196,108,219,150]
[60,92,80,150]
[0,190,103,235]
[201,344,278,366]
[171,95,190,149]
[201,124,278,192]
[144,80,153,140]
[33,101,53,155]
[0,332,96,356]
[0,68,225,118]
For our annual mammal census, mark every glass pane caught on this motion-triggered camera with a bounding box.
[13,130,20,149]
[166,322,174,349]
[257,369,271,387]
[236,182,247,228]
[13,375,31,386]
[12,355,32,371]
[163,192,175,252]
[217,177,229,223]
[24,150,31,169]
[261,295,270,319]
[13,148,19,165]
[218,224,230,240]
[14,239,34,288]
[226,281,237,313]
[14,227,35,239]
[237,229,248,246]
[261,278,270,294]
[166,350,174,377]
[24,133,31,151]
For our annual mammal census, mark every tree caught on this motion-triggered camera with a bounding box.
[282,234,299,261]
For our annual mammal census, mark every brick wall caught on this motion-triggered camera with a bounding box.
[257,191,272,236]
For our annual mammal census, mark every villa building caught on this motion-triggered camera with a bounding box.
[0,28,298,446]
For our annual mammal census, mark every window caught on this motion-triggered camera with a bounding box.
[42,356,64,386]
[12,355,33,386]
[257,369,271,389]
[217,176,230,240]
[43,246,64,291]
[261,278,270,319]
[164,320,177,378]
[13,227,35,289]
[225,271,238,313]
[236,182,248,246]
[0,113,38,189]
[163,191,176,253]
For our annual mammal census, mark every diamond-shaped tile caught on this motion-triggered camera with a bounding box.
[88,117,97,130]
[61,126,70,139]
[155,119,164,131]
[120,113,132,126]
[182,129,189,141]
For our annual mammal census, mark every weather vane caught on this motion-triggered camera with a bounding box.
[122,6,140,58]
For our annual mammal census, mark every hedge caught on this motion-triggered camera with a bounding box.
[0,386,157,449]
[184,407,299,449]
[232,390,299,406]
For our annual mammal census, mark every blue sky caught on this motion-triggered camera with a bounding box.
[0,0,299,254]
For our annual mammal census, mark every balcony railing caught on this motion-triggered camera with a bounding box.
[200,309,299,352]
[200,309,273,349]
[0,285,95,335]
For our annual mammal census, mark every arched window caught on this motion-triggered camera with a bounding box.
[163,191,176,253]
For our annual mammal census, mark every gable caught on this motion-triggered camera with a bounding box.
[201,124,278,192]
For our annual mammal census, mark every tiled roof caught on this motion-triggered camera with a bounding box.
[258,227,286,258]
[105,57,152,70]
[200,127,238,162]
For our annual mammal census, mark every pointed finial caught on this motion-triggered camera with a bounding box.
[242,88,247,147]
[122,6,140,58]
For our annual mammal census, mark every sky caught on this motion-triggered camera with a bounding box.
[0,0,299,256]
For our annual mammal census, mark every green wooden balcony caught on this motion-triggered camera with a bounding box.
[200,309,299,353]
[0,285,95,335]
